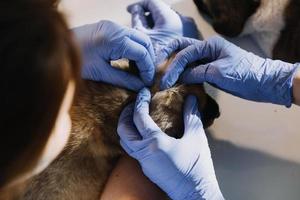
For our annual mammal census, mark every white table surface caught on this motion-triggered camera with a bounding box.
[60,0,300,199]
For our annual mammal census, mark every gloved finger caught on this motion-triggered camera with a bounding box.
[119,36,155,86]
[179,15,199,39]
[82,63,144,91]
[133,88,163,139]
[156,37,197,67]
[120,140,134,155]
[129,29,155,61]
[118,104,152,153]
[141,0,178,29]
[127,3,149,30]
[121,137,159,160]
[120,138,156,158]
[160,44,201,90]
[160,39,215,90]
[118,104,142,142]
[179,63,210,84]
[182,95,204,137]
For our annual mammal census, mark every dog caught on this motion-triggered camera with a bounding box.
[20,56,220,199]
[193,0,300,63]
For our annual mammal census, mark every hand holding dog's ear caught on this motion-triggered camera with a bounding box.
[160,36,300,107]
[127,0,199,61]
[72,20,155,91]
[117,88,224,200]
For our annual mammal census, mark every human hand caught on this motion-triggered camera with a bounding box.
[72,20,155,91]
[117,88,224,200]
[127,0,199,58]
[159,36,300,107]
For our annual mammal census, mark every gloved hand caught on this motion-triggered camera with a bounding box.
[72,20,155,91]
[117,88,224,200]
[127,0,199,59]
[159,36,300,107]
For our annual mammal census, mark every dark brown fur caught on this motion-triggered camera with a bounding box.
[20,59,220,200]
[272,0,300,63]
[193,0,260,37]
[193,0,300,63]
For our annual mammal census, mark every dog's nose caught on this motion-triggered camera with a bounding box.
[193,0,212,17]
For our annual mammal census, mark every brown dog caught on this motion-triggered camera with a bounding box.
[20,56,220,200]
[193,0,300,63]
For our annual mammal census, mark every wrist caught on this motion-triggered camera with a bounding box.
[292,65,300,105]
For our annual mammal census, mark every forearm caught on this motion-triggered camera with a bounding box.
[293,68,300,106]
[100,155,166,200]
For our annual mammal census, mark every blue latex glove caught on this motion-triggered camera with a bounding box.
[117,88,224,200]
[159,36,300,107]
[127,0,199,59]
[72,20,155,91]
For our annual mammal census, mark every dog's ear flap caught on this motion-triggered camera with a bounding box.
[110,59,140,76]
[200,94,220,129]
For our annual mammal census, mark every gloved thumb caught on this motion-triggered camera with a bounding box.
[179,15,200,39]
[156,37,196,67]
[134,88,163,139]
[180,63,209,85]
[160,39,204,90]
[182,95,205,138]
[127,3,148,30]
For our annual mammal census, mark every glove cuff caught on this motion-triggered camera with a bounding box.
[276,62,300,107]
[183,180,225,200]
[258,60,300,107]
[289,63,300,106]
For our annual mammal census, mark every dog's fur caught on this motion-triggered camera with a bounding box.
[194,0,300,63]
[20,58,220,199]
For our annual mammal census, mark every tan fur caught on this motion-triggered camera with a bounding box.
[20,58,220,200]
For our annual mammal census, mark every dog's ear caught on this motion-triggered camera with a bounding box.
[272,0,300,63]
[200,94,220,129]
[110,59,140,76]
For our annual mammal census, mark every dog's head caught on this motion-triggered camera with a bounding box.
[193,0,261,37]
[110,58,220,138]
[149,56,220,135]
[122,56,220,138]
